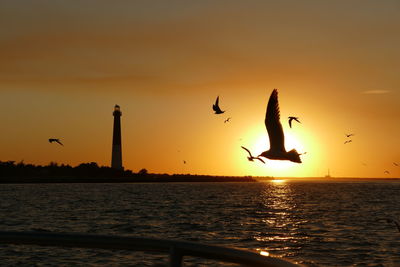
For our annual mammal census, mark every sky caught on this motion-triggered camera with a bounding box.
[0,0,399,178]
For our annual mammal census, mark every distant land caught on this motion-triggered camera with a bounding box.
[0,161,256,183]
[1,161,398,184]
[255,177,400,181]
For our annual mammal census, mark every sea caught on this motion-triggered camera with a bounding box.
[1,180,400,266]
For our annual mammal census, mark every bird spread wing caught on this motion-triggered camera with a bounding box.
[213,96,220,112]
[56,140,64,146]
[241,146,252,157]
[265,89,285,152]
[256,157,265,164]
[288,117,300,128]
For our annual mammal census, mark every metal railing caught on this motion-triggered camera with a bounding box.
[0,231,299,266]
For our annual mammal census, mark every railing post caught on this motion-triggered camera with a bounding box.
[169,245,183,267]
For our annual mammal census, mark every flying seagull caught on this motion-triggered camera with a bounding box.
[344,140,352,144]
[394,162,399,167]
[224,117,231,123]
[384,170,390,174]
[288,116,300,128]
[49,138,63,146]
[258,89,302,163]
[241,146,265,164]
[212,96,225,114]
[345,133,354,138]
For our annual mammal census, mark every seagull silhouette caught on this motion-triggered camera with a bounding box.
[224,117,231,123]
[49,138,63,146]
[241,146,265,164]
[212,96,225,114]
[288,116,300,128]
[384,170,390,174]
[258,89,302,163]
[394,162,399,167]
[344,140,352,144]
[345,133,354,138]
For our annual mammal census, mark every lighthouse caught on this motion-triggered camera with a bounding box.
[111,104,123,170]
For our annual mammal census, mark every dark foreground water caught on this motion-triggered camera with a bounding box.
[1,180,400,266]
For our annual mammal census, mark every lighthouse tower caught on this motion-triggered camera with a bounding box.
[111,104,123,170]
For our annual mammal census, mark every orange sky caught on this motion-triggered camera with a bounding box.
[1,1,399,178]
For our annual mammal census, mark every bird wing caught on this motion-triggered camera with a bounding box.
[294,117,301,123]
[212,96,220,112]
[212,104,217,112]
[288,118,293,128]
[241,146,252,157]
[265,89,285,152]
[256,157,266,164]
[56,140,64,146]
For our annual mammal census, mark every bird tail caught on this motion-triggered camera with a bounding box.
[287,149,302,163]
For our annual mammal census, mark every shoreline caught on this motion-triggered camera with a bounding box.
[1,176,399,184]
[0,176,257,184]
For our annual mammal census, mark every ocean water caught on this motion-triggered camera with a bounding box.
[1,180,400,266]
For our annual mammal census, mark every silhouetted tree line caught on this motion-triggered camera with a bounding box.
[0,161,256,183]
[0,161,131,178]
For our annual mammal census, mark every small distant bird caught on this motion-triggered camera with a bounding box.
[183,160,186,164]
[394,162,399,167]
[224,117,231,123]
[288,116,300,128]
[345,133,354,138]
[258,89,302,163]
[241,146,265,164]
[344,140,352,144]
[384,170,390,174]
[49,138,63,146]
[212,96,225,114]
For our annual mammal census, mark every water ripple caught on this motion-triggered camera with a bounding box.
[1,181,400,266]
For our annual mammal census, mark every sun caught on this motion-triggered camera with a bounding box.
[237,123,320,177]
[251,132,305,171]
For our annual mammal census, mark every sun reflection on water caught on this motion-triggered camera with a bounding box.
[271,179,285,184]
[254,182,309,257]
[258,250,270,257]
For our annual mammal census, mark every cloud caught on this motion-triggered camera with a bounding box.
[362,90,391,95]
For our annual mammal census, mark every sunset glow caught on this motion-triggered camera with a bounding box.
[0,1,399,178]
